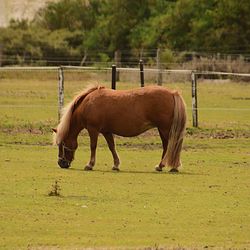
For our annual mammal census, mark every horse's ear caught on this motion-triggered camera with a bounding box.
[52,128,57,133]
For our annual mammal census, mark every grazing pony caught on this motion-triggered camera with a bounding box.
[53,85,186,172]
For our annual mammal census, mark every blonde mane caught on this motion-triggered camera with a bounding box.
[53,85,105,145]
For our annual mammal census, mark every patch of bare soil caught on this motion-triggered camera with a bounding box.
[186,128,250,139]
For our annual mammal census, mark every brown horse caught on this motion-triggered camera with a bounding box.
[53,85,186,172]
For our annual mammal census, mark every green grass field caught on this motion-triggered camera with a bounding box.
[0,76,250,249]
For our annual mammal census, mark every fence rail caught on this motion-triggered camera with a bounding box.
[1,65,250,127]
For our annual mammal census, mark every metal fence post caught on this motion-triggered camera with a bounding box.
[58,66,64,121]
[111,65,116,89]
[191,71,198,127]
[139,59,144,87]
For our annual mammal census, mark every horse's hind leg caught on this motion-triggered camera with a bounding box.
[155,128,169,172]
[85,128,99,171]
[103,133,120,171]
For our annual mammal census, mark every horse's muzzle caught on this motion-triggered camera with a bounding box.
[58,159,71,168]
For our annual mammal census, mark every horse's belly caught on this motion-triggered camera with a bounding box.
[107,120,154,137]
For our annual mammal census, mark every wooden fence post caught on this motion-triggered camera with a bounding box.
[0,44,3,67]
[111,65,116,90]
[114,50,121,81]
[156,48,162,85]
[139,59,144,87]
[58,66,64,121]
[191,71,198,127]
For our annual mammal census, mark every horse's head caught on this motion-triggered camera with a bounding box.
[57,141,77,168]
[53,128,77,168]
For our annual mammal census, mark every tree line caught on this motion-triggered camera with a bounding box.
[0,0,249,67]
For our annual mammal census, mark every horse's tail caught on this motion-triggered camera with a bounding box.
[163,92,187,169]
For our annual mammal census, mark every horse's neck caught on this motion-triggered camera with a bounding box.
[69,110,85,140]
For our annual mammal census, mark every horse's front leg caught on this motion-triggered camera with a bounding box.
[84,128,99,171]
[103,133,120,171]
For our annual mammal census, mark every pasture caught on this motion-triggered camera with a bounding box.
[0,74,250,249]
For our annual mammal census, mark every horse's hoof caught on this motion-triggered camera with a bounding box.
[155,166,163,172]
[84,165,93,171]
[169,168,179,173]
[112,166,120,171]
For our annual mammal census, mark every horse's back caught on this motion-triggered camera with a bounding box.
[81,86,175,136]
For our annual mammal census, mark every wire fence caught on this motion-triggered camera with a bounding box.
[1,49,250,72]
[0,65,250,131]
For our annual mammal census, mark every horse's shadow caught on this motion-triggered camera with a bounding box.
[67,167,206,176]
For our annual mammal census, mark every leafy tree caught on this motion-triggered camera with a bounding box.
[0,20,84,66]
[210,0,250,53]
[1,0,250,67]
[35,0,99,31]
[97,0,152,51]
[159,0,250,53]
